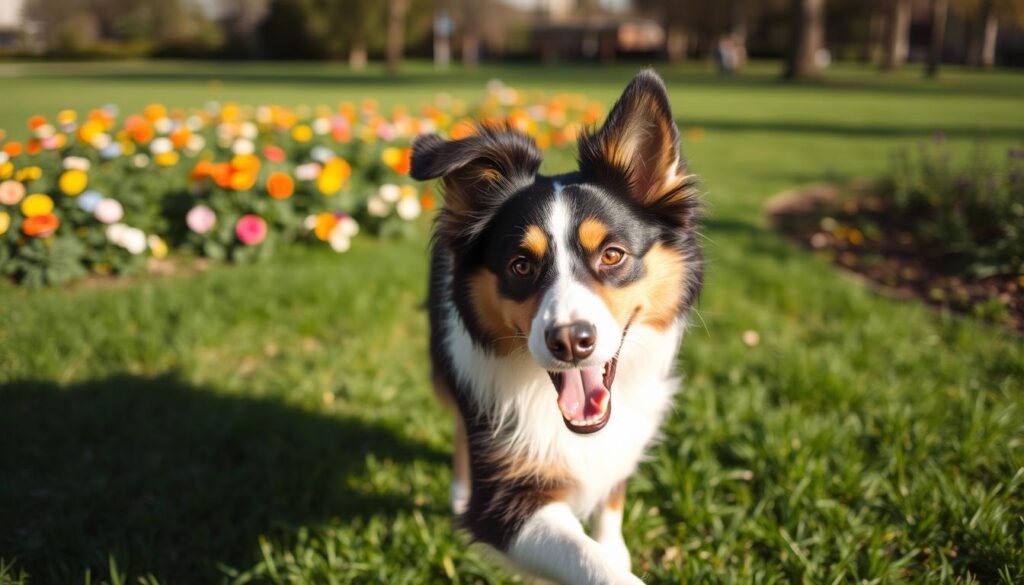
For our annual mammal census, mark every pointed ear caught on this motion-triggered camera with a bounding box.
[411,125,542,245]
[578,69,698,226]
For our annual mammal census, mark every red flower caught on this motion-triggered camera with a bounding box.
[236,214,267,246]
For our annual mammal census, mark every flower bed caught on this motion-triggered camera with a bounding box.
[770,138,1024,332]
[0,82,603,286]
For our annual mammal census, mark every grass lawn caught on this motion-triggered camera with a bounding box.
[1,60,1023,584]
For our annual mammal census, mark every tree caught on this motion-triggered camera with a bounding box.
[881,0,911,69]
[927,0,950,77]
[386,0,409,75]
[784,0,825,79]
[956,0,1024,68]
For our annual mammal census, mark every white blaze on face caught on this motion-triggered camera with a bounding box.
[527,188,623,371]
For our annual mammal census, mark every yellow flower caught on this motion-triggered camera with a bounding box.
[155,151,180,167]
[292,125,313,143]
[59,169,88,196]
[57,109,77,126]
[317,170,342,195]
[78,120,104,144]
[0,161,11,179]
[148,235,168,259]
[0,211,9,236]
[15,166,42,182]
[382,147,402,167]
[21,193,54,217]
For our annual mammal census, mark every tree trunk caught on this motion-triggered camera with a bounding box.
[926,0,949,78]
[462,33,479,66]
[666,23,688,62]
[784,0,825,80]
[980,3,998,68]
[881,0,911,70]
[349,39,367,70]
[386,0,408,76]
[730,0,748,69]
[865,10,886,63]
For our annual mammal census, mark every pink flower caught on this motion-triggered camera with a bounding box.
[236,214,267,246]
[186,205,216,234]
[94,198,124,224]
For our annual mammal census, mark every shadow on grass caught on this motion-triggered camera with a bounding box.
[0,374,448,583]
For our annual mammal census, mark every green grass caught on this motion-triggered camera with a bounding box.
[1,60,1023,584]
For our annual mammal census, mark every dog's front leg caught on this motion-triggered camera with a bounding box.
[591,481,631,573]
[508,502,644,585]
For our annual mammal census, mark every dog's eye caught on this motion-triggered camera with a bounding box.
[600,247,625,267]
[509,256,535,277]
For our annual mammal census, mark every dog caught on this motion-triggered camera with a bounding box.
[410,69,702,585]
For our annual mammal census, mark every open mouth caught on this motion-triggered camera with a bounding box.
[548,358,618,434]
[546,311,634,435]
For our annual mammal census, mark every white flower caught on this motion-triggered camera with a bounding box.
[336,215,359,237]
[418,119,437,134]
[303,214,318,231]
[105,222,128,244]
[121,227,148,255]
[150,137,173,155]
[154,117,173,134]
[311,146,335,163]
[232,138,255,156]
[256,106,273,125]
[396,196,421,221]
[0,152,8,165]
[34,124,56,139]
[295,163,321,182]
[313,117,331,136]
[63,156,91,171]
[328,226,351,252]
[186,135,206,155]
[378,183,401,203]
[186,115,204,131]
[240,122,258,140]
[367,195,390,217]
[90,133,112,150]
[132,154,150,168]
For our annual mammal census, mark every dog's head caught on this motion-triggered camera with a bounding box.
[413,70,702,434]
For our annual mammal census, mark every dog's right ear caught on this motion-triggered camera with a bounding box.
[411,126,542,246]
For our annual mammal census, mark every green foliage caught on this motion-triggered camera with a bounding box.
[887,138,1024,278]
[1,61,1023,584]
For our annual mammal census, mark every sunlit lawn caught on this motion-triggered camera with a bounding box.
[1,60,1022,584]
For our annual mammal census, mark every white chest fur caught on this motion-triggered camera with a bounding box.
[445,307,684,518]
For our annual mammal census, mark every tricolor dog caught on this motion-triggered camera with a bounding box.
[411,70,702,584]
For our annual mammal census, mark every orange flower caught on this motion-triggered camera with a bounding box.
[266,172,294,199]
[391,147,412,175]
[230,170,257,191]
[212,163,233,188]
[26,139,42,155]
[420,188,436,211]
[170,127,192,149]
[144,103,167,122]
[190,160,215,181]
[314,212,339,241]
[449,121,476,140]
[28,115,47,131]
[22,212,60,237]
[3,142,22,157]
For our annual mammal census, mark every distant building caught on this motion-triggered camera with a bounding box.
[0,0,24,48]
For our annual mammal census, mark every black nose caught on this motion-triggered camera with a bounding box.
[545,321,597,362]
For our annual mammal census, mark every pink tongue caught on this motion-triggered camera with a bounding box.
[556,366,610,423]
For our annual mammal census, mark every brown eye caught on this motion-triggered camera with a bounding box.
[509,256,534,277]
[600,247,625,267]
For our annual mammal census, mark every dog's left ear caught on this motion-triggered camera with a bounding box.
[411,126,542,247]
[578,69,697,227]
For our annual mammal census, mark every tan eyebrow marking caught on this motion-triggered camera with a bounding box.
[521,225,548,258]
[578,218,608,253]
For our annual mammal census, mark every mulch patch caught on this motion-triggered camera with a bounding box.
[767,181,1023,334]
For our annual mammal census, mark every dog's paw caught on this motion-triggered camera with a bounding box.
[598,535,632,574]
[450,481,469,516]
